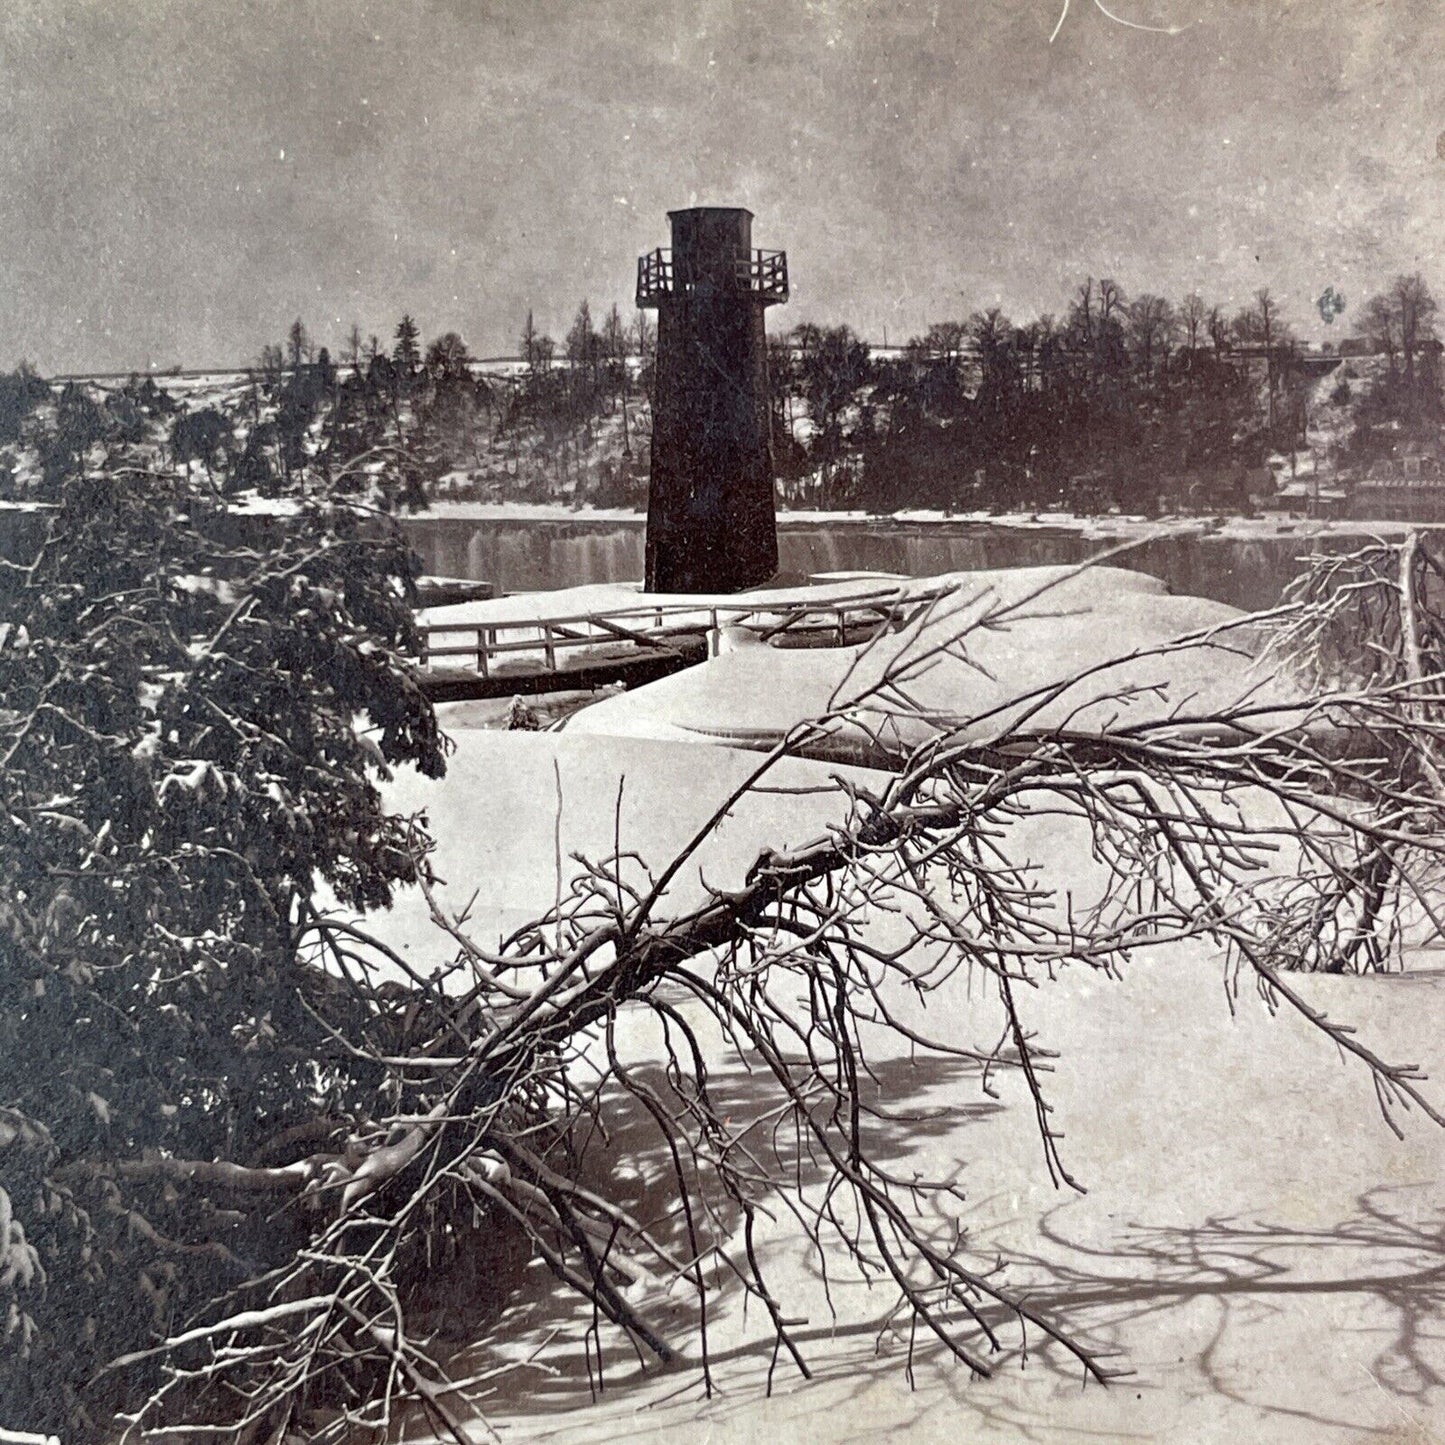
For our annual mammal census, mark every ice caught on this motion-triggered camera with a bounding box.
[415,497,1421,540]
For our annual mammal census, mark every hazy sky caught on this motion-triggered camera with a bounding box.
[1,0,1442,372]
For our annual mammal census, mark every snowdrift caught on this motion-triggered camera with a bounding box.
[561,563,1297,757]
[366,731,893,974]
[368,562,1445,1444]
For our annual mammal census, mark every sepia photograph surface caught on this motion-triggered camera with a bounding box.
[2,3,1445,1442]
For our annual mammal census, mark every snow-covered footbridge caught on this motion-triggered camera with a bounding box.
[412,575,957,702]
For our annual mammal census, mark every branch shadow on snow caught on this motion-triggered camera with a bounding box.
[441,1047,1003,1424]
[920,1182,1445,1441]
[456,1175,1445,1445]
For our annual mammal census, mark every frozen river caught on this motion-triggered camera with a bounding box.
[399,507,1418,612]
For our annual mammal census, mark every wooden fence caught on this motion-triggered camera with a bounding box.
[415,582,955,680]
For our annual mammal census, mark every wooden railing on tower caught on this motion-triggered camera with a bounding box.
[636,248,789,307]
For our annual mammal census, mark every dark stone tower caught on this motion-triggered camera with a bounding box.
[637,207,788,593]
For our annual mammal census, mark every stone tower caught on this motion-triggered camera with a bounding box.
[636,207,788,593]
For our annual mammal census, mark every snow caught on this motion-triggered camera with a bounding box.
[422,500,648,525]
[360,731,892,973]
[562,564,1293,754]
[224,491,302,517]
[432,689,615,732]
[172,573,238,603]
[372,722,1445,1445]
[417,571,961,632]
[379,562,1443,1443]
[472,954,1445,1445]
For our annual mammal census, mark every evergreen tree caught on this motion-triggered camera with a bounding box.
[392,315,422,378]
[0,425,444,1434]
[286,318,312,372]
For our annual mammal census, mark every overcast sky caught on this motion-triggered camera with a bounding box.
[1,0,1441,373]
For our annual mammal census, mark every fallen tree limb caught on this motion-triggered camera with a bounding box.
[69,538,1445,1442]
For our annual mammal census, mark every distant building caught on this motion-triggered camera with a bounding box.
[1228,341,1340,380]
[1274,480,1348,518]
[1351,451,1445,521]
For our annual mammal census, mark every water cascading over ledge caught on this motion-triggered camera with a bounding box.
[637,206,787,593]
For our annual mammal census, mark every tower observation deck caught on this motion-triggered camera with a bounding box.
[637,207,787,594]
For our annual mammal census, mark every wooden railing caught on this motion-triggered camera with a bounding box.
[635,248,674,306]
[742,249,789,304]
[415,583,951,679]
[636,248,789,307]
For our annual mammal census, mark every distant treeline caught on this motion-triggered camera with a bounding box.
[1,272,1440,516]
[761,274,1441,515]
